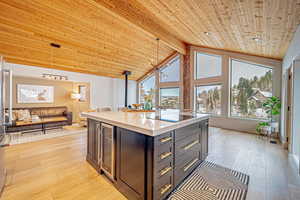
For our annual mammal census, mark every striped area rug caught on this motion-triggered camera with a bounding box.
[168,161,249,200]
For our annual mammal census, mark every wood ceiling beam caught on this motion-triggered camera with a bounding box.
[89,0,186,55]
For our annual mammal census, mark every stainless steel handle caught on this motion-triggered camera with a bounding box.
[96,123,101,165]
[100,125,104,165]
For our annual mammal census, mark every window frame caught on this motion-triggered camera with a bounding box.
[192,50,224,115]
[160,56,181,83]
[159,87,181,110]
[229,58,274,120]
[137,53,183,110]
[138,73,156,104]
[194,52,223,81]
[194,83,223,115]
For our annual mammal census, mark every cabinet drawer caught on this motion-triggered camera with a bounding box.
[155,159,173,179]
[174,156,201,187]
[175,123,200,142]
[154,142,173,164]
[153,173,173,200]
[175,133,200,157]
[154,131,173,146]
[175,144,201,168]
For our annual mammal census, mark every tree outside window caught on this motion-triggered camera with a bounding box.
[231,60,273,119]
[195,85,222,114]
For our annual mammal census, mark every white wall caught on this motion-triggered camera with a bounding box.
[283,26,300,69]
[281,24,300,170]
[281,25,300,142]
[4,63,137,110]
[112,78,137,111]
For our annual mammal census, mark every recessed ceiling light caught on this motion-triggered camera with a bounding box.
[252,37,261,42]
[204,32,211,36]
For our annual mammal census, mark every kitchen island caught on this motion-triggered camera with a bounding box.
[82,111,209,200]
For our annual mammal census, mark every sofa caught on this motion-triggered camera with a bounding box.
[5,106,72,133]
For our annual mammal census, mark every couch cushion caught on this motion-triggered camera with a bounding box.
[17,110,31,121]
[30,107,67,117]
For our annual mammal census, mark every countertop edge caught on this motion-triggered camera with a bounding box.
[82,112,209,137]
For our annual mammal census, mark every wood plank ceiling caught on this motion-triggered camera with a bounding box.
[1,0,300,80]
[0,0,176,80]
[136,0,300,60]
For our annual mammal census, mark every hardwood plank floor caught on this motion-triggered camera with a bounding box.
[1,128,299,200]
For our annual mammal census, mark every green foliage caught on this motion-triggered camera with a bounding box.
[262,96,281,117]
[256,121,270,133]
[256,96,281,134]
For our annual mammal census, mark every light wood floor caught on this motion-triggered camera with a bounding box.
[1,128,300,200]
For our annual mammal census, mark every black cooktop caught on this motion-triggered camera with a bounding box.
[147,111,196,123]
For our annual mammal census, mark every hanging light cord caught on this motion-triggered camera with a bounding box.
[156,38,159,68]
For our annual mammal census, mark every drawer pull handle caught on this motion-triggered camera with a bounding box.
[183,158,199,172]
[160,152,172,160]
[183,140,199,151]
[160,184,172,195]
[160,166,172,176]
[160,137,172,143]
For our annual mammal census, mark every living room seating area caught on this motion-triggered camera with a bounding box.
[5,106,72,134]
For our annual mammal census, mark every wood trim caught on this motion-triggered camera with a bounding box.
[190,45,282,68]
[189,44,283,62]
[193,77,222,86]
[90,0,186,54]
[137,51,178,82]
[159,82,181,88]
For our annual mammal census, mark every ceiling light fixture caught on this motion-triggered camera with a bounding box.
[204,32,211,36]
[50,43,61,48]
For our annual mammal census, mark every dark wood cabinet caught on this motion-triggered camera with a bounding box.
[86,118,209,200]
[116,127,146,200]
[87,119,101,171]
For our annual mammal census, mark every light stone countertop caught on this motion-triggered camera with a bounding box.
[82,111,209,136]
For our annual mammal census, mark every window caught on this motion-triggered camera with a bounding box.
[195,52,222,79]
[160,88,180,109]
[230,60,273,119]
[195,85,222,114]
[160,56,180,82]
[139,75,155,105]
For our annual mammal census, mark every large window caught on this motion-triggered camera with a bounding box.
[195,52,222,79]
[160,88,180,109]
[231,60,273,119]
[160,56,180,82]
[139,75,155,105]
[195,85,222,114]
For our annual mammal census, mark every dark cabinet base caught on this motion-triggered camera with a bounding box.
[86,118,209,200]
